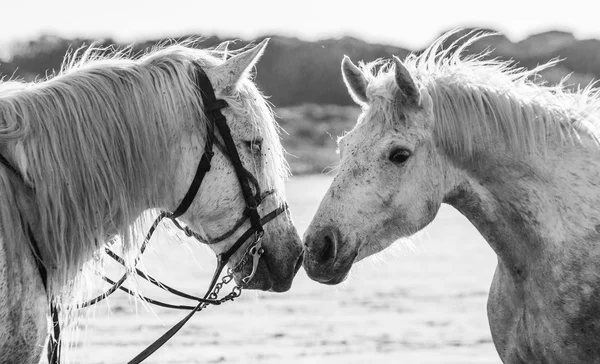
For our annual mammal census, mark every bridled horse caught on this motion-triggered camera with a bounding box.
[303,31,600,364]
[0,39,303,364]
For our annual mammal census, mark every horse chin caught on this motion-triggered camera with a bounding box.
[234,250,304,292]
[314,271,350,285]
[303,255,353,286]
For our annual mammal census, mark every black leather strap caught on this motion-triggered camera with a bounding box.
[169,69,230,220]
[48,306,61,364]
[126,257,229,364]
[220,203,287,264]
[103,247,220,304]
[0,153,24,181]
[170,151,213,218]
[127,299,205,364]
[194,69,263,233]
[26,225,61,364]
[101,276,216,310]
[212,112,263,232]
[126,202,287,364]
[77,212,169,309]
[26,226,47,290]
[0,152,34,191]
[44,65,281,364]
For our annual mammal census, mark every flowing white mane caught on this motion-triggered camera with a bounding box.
[358,30,600,159]
[0,40,287,308]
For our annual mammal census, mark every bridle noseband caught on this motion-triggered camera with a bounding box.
[0,65,289,364]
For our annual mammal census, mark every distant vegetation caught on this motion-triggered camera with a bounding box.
[277,104,360,174]
[1,28,599,174]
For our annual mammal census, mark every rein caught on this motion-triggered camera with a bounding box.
[0,65,288,364]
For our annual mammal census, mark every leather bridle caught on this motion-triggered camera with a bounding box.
[0,65,289,364]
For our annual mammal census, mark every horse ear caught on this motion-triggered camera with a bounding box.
[341,56,368,105]
[214,41,230,61]
[209,38,269,93]
[393,56,419,105]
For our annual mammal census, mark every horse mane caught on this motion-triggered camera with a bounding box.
[358,30,600,160]
[0,38,287,313]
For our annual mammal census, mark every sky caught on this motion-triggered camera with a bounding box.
[2,0,599,51]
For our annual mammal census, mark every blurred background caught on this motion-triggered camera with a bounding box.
[3,0,599,175]
[2,1,598,363]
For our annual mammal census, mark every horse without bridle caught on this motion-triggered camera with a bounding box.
[303,31,600,363]
[0,39,303,364]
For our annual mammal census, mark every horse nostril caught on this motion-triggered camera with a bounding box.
[305,226,340,265]
[317,230,338,263]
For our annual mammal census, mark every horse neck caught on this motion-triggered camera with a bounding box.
[442,130,600,279]
[0,76,198,290]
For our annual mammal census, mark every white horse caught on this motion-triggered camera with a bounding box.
[303,31,600,363]
[0,39,303,364]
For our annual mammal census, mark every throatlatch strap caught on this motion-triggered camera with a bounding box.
[169,69,230,220]
[25,226,61,364]
[0,153,24,182]
[171,151,213,219]
[0,152,34,191]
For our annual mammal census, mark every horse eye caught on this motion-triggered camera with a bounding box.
[244,140,262,153]
[389,148,411,164]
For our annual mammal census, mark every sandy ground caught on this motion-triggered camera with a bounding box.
[66,175,501,364]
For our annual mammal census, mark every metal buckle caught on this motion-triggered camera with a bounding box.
[242,231,265,284]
